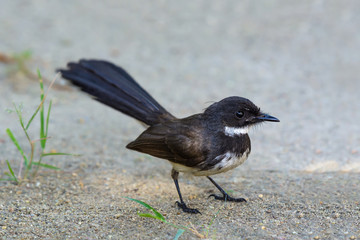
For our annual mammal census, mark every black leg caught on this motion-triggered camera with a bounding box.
[207,176,246,202]
[171,169,201,214]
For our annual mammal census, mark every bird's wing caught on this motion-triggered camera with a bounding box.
[126,118,207,167]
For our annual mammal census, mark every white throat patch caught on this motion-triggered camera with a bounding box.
[224,126,249,137]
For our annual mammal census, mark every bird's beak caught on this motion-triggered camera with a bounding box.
[256,113,280,122]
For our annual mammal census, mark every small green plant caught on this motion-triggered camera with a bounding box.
[126,197,186,239]
[1,70,76,184]
[126,197,223,239]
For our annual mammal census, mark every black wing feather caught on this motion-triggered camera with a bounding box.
[126,115,207,167]
[59,59,175,126]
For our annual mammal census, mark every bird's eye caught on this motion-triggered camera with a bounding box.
[235,111,244,118]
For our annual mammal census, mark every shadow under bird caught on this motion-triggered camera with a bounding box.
[58,59,279,214]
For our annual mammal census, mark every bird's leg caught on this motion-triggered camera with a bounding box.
[207,176,247,202]
[171,169,201,214]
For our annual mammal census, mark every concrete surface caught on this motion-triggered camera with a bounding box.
[0,0,359,239]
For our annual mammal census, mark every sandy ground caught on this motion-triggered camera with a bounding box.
[1,170,359,239]
[1,0,360,239]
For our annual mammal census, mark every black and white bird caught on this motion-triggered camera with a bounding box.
[59,59,279,214]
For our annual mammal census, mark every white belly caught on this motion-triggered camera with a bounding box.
[171,148,250,176]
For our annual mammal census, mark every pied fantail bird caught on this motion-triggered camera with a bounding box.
[59,59,279,214]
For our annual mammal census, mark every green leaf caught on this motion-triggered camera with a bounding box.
[6,128,28,167]
[32,162,60,170]
[4,173,16,181]
[6,160,18,183]
[173,229,185,240]
[40,103,45,147]
[37,68,46,149]
[25,104,41,130]
[45,99,52,138]
[0,178,12,181]
[6,161,15,176]
[37,68,42,79]
[41,152,79,157]
[13,103,25,129]
[125,197,166,221]
[137,213,162,220]
[126,197,154,210]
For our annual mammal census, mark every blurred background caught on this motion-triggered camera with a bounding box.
[1,0,359,173]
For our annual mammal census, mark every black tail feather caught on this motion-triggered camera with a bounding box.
[58,59,175,126]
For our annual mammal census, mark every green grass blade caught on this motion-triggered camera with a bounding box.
[40,117,45,149]
[13,103,25,129]
[32,162,60,170]
[6,160,18,183]
[41,152,80,157]
[6,161,16,177]
[37,68,42,79]
[137,213,162,220]
[152,209,165,221]
[25,104,41,130]
[126,197,155,210]
[0,178,13,181]
[6,128,28,167]
[173,229,185,240]
[39,69,45,149]
[125,197,166,221]
[45,99,52,138]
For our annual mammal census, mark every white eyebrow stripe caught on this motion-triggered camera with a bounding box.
[224,126,249,137]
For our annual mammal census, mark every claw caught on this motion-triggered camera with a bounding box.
[176,201,201,214]
[208,194,247,202]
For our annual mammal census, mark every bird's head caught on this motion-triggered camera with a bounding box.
[204,96,279,136]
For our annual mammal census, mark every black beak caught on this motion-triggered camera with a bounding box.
[256,113,280,122]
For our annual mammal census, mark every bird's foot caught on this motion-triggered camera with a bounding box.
[176,201,201,214]
[209,193,247,202]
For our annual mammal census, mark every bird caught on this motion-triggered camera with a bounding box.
[58,59,279,214]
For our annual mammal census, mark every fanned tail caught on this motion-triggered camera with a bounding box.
[58,59,175,126]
